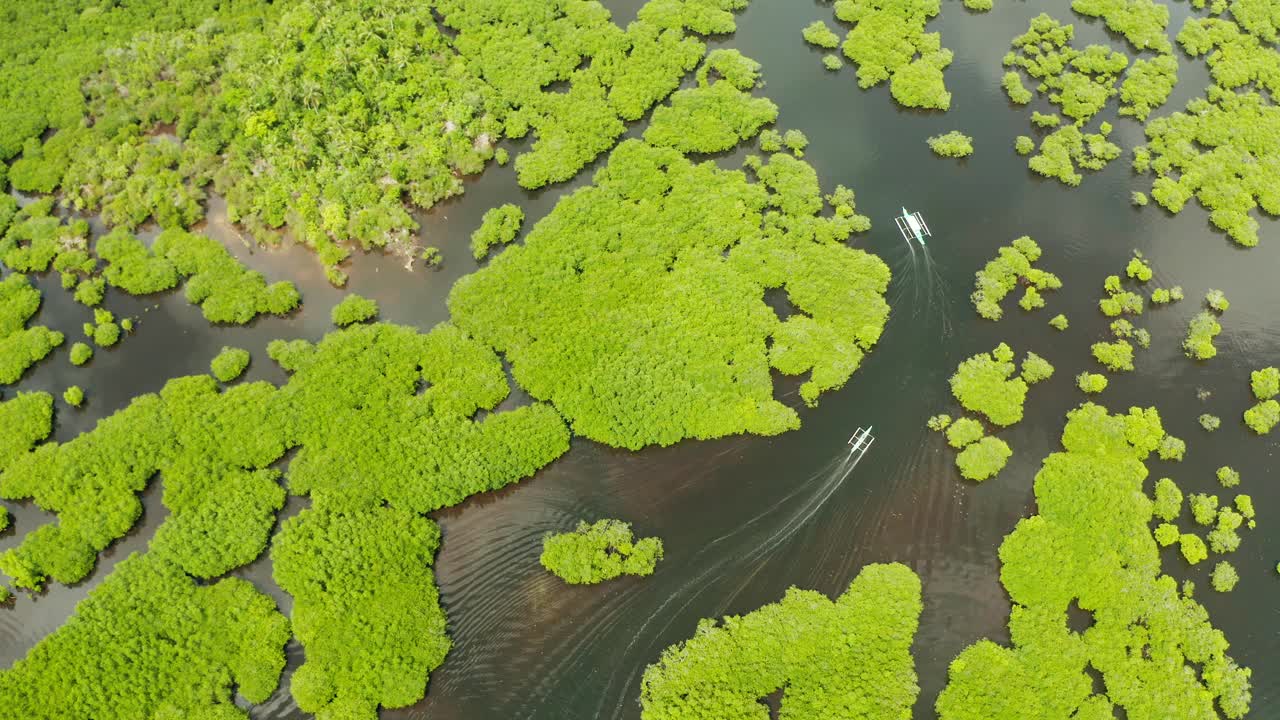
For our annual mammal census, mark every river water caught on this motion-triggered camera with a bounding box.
[1,1,1277,718]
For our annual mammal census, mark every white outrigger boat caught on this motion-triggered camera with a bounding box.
[847,426,875,458]
[894,207,931,247]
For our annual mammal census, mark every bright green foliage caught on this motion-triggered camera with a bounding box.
[970,236,1060,320]
[0,273,65,385]
[1205,290,1230,313]
[93,321,121,348]
[1028,124,1121,187]
[1092,340,1134,372]
[1200,414,1221,431]
[1154,522,1180,546]
[1110,318,1135,339]
[1244,399,1280,434]
[1235,495,1255,520]
[1216,466,1241,488]
[644,73,778,154]
[828,0,954,110]
[1015,136,1035,155]
[1049,313,1068,330]
[1125,256,1152,281]
[1184,312,1222,360]
[928,414,953,431]
[1118,54,1178,121]
[73,277,105,307]
[0,0,751,278]
[640,563,921,719]
[210,347,251,383]
[470,204,525,261]
[803,20,841,48]
[1180,533,1209,565]
[1250,367,1280,399]
[1157,434,1186,461]
[1071,0,1172,53]
[928,131,974,158]
[1019,286,1044,311]
[1152,477,1182,522]
[330,294,379,328]
[450,139,888,449]
[1190,493,1220,526]
[1209,508,1244,554]
[1211,561,1239,592]
[964,0,993,10]
[783,130,809,157]
[0,552,288,719]
[1003,73,1033,104]
[955,436,1012,482]
[121,318,134,332]
[273,506,449,720]
[1031,112,1061,129]
[540,519,664,585]
[949,344,1027,427]
[1151,285,1184,305]
[1136,87,1278,247]
[1132,191,1149,206]
[96,228,180,294]
[69,342,93,366]
[0,392,53,473]
[63,386,85,408]
[823,54,844,71]
[945,417,985,448]
[1020,352,1054,385]
[937,403,1251,720]
[1077,372,1108,394]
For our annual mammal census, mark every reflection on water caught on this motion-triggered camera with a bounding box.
[2,0,1279,718]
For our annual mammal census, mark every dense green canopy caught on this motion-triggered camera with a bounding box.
[828,0,954,109]
[0,273,64,385]
[641,562,921,719]
[541,519,664,584]
[450,138,889,449]
[937,403,1252,719]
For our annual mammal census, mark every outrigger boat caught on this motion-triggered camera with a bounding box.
[847,426,875,458]
[894,207,931,246]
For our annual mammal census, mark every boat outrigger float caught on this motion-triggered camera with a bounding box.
[894,207,931,246]
[847,426,875,458]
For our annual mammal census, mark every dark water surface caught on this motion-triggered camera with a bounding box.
[2,1,1277,718]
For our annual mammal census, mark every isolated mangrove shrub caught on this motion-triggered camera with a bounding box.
[955,436,1012,482]
[937,403,1251,720]
[928,131,974,158]
[1092,340,1134,372]
[1217,466,1241,488]
[1200,414,1221,431]
[0,273,64,385]
[1184,311,1222,360]
[1020,352,1054,385]
[1205,289,1230,313]
[640,563,921,719]
[0,552,289,720]
[1181,533,1210,565]
[823,54,844,70]
[970,236,1060,320]
[541,519,664,585]
[274,506,449,720]
[1077,372,1108,394]
[1049,313,1068,330]
[803,20,841,49]
[1125,256,1153,281]
[1212,561,1239,592]
[945,417,985,449]
[63,386,85,408]
[330,294,379,328]
[828,0,953,110]
[1029,124,1121,187]
[210,347,250,383]
[449,138,889,450]
[69,342,93,366]
[949,343,1027,427]
[1151,285,1183,304]
[1154,523,1180,546]
[1250,367,1280,399]
[1243,399,1279,434]
[1190,493,1220,526]
[1153,477,1183,521]
[470,204,525,261]
[927,414,953,431]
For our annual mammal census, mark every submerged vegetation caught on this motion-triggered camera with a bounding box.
[937,403,1251,719]
[540,519,664,585]
[640,563,921,719]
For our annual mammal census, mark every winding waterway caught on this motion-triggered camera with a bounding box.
[2,0,1278,717]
